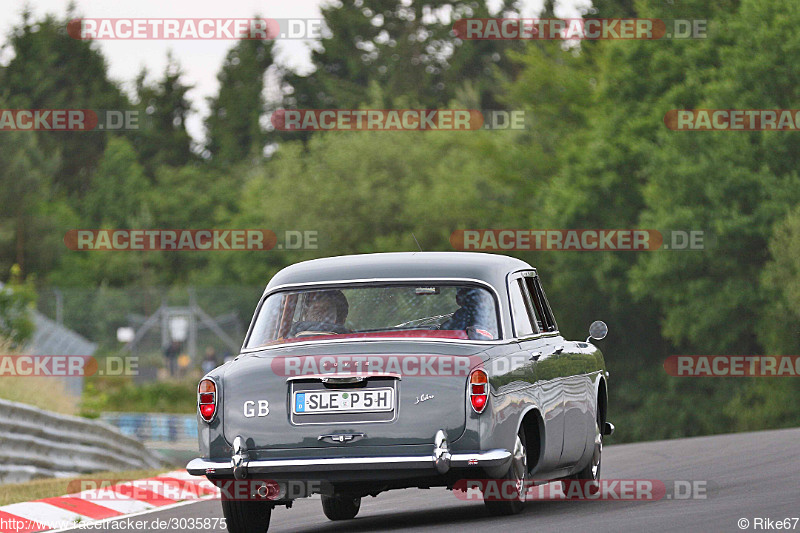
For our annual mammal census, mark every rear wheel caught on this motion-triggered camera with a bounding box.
[221,500,272,533]
[484,426,528,516]
[565,415,602,496]
[321,494,361,521]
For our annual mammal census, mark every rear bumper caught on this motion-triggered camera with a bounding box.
[186,449,511,478]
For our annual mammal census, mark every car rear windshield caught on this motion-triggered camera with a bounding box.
[245,284,500,348]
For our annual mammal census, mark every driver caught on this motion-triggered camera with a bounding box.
[289,290,350,337]
[441,287,496,339]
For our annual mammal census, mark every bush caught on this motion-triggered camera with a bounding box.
[79,376,197,416]
[0,265,36,346]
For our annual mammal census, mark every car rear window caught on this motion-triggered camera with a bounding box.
[245,284,500,348]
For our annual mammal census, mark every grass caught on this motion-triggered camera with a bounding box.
[0,376,78,415]
[0,339,79,415]
[0,468,169,506]
[0,340,197,417]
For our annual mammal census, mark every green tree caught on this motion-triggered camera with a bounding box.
[130,55,196,177]
[0,265,36,346]
[0,119,68,278]
[630,0,800,355]
[205,36,275,165]
[284,0,523,110]
[0,9,128,195]
[759,206,800,355]
[82,137,150,227]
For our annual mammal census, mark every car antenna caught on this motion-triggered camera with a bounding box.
[411,233,423,253]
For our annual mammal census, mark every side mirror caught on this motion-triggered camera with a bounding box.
[587,320,608,343]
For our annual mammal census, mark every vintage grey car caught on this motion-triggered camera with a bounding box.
[188,252,614,532]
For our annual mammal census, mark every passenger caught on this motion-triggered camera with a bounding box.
[290,290,350,336]
[441,287,496,339]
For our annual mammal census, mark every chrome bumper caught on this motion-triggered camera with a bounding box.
[187,448,511,478]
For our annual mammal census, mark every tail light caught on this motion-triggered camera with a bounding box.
[469,369,488,413]
[198,379,217,422]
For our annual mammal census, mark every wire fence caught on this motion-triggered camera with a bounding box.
[35,285,263,383]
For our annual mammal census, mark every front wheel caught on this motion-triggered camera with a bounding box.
[221,500,272,533]
[484,426,528,516]
[321,494,361,520]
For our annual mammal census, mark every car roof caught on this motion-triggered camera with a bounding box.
[265,252,534,291]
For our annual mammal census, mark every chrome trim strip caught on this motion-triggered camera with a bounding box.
[186,449,512,476]
[240,336,512,356]
[450,449,512,468]
[285,372,402,382]
[507,269,561,340]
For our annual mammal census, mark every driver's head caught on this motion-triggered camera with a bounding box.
[305,290,349,324]
[455,287,482,308]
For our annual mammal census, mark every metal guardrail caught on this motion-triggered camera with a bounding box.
[99,412,198,451]
[0,399,166,484]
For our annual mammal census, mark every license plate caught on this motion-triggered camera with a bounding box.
[293,388,394,415]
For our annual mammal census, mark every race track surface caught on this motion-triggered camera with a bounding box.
[59,428,800,533]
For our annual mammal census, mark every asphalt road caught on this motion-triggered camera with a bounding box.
[60,428,800,533]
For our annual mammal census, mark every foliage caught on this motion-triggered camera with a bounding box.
[205,35,275,165]
[0,9,128,195]
[0,266,36,345]
[130,55,196,177]
[79,376,197,416]
[283,0,523,111]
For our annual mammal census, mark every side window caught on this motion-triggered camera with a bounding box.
[509,279,536,337]
[525,276,557,332]
[525,277,546,331]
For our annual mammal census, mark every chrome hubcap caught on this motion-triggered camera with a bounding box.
[511,434,527,498]
[591,420,602,480]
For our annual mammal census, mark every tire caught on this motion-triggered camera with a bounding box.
[221,500,272,533]
[321,494,361,521]
[484,426,528,516]
[566,414,602,496]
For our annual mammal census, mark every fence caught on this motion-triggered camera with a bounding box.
[99,412,198,451]
[36,286,261,384]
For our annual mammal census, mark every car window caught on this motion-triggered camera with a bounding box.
[245,283,501,347]
[509,279,535,337]
[525,276,557,332]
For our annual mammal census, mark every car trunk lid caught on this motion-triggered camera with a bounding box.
[221,340,487,450]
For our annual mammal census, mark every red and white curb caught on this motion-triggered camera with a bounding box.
[0,471,218,533]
